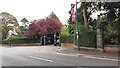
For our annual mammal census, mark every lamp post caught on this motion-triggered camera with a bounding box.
[76,0,80,51]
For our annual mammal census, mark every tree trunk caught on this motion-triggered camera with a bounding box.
[82,7,89,28]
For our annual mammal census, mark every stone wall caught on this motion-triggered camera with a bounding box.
[104,45,120,53]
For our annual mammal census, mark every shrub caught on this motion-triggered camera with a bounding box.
[61,35,75,43]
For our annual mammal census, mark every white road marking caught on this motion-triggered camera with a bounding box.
[57,52,76,56]
[57,52,119,62]
[28,56,53,62]
[80,55,120,62]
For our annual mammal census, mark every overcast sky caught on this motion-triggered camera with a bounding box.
[0,0,99,25]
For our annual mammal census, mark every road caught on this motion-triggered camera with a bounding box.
[1,45,119,67]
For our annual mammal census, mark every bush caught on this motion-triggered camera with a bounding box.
[61,35,75,43]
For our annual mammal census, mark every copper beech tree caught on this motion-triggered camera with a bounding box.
[25,18,62,39]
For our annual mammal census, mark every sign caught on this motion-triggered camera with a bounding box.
[71,4,76,23]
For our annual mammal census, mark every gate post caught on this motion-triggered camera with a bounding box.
[54,33,56,46]
[96,28,104,51]
[44,35,46,45]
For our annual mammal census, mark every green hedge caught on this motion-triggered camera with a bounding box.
[79,30,96,48]
[2,32,97,48]
[2,36,40,44]
[61,27,97,48]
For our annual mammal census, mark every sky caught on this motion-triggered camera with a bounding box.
[0,0,99,25]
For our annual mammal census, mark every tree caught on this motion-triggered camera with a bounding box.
[0,12,18,26]
[20,18,29,36]
[102,2,120,20]
[0,22,8,39]
[25,18,62,39]
[67,8,84,35]
[101,2,120,45]
[80,2,99,28]
[67,2,99,32]
[21,18,29,27]
[80,2,120,45]
[67,2,120,48]
[81,2,89,28]
[0,23,2,43]
[61,25,69,36]
[48,12,59,21]
[0,12,19,39]
[91,2,120,46]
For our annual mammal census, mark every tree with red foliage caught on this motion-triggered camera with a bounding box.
[25,18,62,39]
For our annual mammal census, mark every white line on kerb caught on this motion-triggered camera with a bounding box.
[57,52,76,56]
[28,56,53,62]
[82,55,120,62]
[57,53,119,62]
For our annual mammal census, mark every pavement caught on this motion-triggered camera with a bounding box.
[55,43,119,61]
